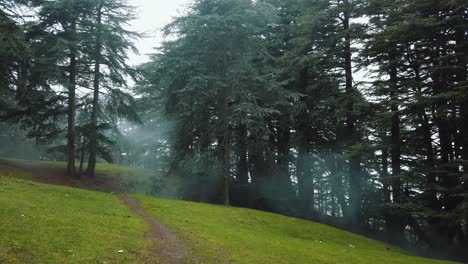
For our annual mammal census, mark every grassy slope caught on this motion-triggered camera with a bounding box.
[0,162,457,264]
[0,176,152,263]
[0,159,179,197]
[136,196,456,264]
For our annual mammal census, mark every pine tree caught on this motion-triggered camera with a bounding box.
[143,0,283,205]
[85,0,140,177]
[38,0,96,176]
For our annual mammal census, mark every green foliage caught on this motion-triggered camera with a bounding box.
[1,0,467,260]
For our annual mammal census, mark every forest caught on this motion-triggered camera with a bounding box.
[0,0,467,262]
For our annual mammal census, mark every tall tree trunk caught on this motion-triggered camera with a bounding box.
[276,114,293,198]
[222,128,230,206]
[454,5,467,172]
[455,7,468,247]
[388,64,405,243]
[236,125,249,184]
[297,134,316,218]
[379,132,390,204]
[389,66,401,203]
[412,62,439,211]
[78,136,86,175]
[87,2,103,177]
[67,18,77,177]
[218,112,230,206]
[421,110,439,209]
[15,64,27,101]
[343,1,362,226]
[327,152,348,218]
[217,82,230,206]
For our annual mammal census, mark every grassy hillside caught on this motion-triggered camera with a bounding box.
[0,159,179,197]
[136,196,456,264]
[0,167,457,264]
[0,177,152,263]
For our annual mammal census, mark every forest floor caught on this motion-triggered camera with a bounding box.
[0,159,176,196]
[0,159,460,264]
[0,159,115,191]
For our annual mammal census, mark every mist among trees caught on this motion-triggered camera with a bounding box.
[1,0,467,261]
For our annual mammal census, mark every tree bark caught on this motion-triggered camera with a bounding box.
[327,152,348,218]
[379,132,391,204]
[389,66,401,203]
[218,106,230,206]
[87,2,103,177]
[78,137,86,175]
[388,64,405,243]
[343,1,362,226]
[297,136,316,218]
[236,125,249,184]
[66,18,77,177]
[455,6,468,247]
[277,114,291,185]
[455,5,467,176]
[222,127,230,206]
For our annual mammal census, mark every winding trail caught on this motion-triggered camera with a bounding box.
[0,160,193,263]
[119,195,191,264]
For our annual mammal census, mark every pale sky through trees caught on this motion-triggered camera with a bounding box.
[129,0,190,65]
[127,0,371,81]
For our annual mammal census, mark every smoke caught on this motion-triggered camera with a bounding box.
[0,124,49,160]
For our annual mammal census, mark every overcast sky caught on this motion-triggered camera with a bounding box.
[128,0,191,66]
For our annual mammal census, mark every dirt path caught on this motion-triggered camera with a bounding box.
[119,195,191,264]
[0,160,193,263]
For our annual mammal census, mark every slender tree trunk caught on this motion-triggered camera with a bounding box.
[455,8,468,247]
[388,64,405,243]
[236,125,249,184]
[218,108,230,206]
[297,137,315,218]
[455,6,467,174]
[277,115,291,184]
[87,2,103,177]
[421,110,439,209]
[433,28,460,212]
[297,140,306,208]
[343,1,362,226]
[389,66,401,202]
[67,18,77,177]
[15,64,27,101]
[327,152,348,218]
[276,114,293,203]
[380,132,391,204]
[412,63,439,210]
[79,137,86,175]
[222,127,230,206]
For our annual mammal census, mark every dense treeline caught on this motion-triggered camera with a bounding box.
[136,0,468,259]
[1,0,467,261]
[0,0,140,176]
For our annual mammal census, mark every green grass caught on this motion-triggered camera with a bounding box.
[135,196,457,264]
[0,176,152,263]
[0,161,458,264]
[0,159,177,197]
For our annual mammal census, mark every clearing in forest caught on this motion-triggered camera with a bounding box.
[0,161,459,264]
